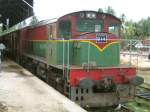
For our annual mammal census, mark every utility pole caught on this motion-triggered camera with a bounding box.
[6,18,9,30]
[0,14,9,30]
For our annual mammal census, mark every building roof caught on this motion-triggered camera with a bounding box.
[0,0,33,30]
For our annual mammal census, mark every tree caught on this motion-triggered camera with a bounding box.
[120,14,126,23]
[147,17,150,36]
[97,7,150,40]
[122,21,133,39]
[98,8,103,13]
[120,14,126,38]
[30,16,38,25]
[105,6,116,15]
[18,20,27,29]
[134,18,150,39]
[125,20,136,39]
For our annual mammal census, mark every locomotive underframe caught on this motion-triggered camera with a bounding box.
[19,53,136,107]
[70,84,135,107]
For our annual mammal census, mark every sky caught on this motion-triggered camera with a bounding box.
[34,0,150,22]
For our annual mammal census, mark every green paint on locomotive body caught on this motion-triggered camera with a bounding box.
[47,41,73,65]
[26,41,46,58]
[26,40,120,67]
[73,42,120,67]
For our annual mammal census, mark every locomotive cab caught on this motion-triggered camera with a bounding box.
[58,11,121,38]
[57,11,121,67]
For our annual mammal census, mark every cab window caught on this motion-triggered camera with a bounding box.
[59,20,71,39]
[109,24,120,37]
[77,19,103,32]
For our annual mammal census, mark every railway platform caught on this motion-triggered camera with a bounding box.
[0,60,87,112]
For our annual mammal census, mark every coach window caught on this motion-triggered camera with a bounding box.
[59,20,71,39]
[109,24,120,37]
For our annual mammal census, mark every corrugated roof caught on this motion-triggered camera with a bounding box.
[0,0,33,30]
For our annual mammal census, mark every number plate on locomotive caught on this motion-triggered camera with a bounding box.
[96,33,107,43]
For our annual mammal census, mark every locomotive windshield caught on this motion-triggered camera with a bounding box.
[109,24,120,37]
[77,19,103,32]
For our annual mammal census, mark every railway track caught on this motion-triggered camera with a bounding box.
[123,83,150,112]
[87,105,133,112]
[136,92,150,100]
[136,83,150,100]
[118,84,150,112]
[88,84,150,112]
[140,83,150,89]
[120,105,133,112]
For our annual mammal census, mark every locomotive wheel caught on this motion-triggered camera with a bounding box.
[22,57,29,68]
[21,57,27,67]
[36,64,43,77]
[16,56,20,64]
[26,61,34,72]
[45,67,53,84]
[36,63,47,79]
[46,71,51,84]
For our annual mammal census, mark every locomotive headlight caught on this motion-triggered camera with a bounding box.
[86,12,96,19]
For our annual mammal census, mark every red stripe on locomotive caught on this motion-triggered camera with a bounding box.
[70,67,136,86]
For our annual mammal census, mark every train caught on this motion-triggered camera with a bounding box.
[0,11,144,108]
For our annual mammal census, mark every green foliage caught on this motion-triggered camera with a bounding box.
[98,6,115,15]
[98,7,150,39]
[120,14,126,23]
[105,6,116,15]
[124,20,136,39]
[98,8,103,13]
[124,18,150,39]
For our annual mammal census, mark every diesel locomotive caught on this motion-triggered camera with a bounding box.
[0,11,143,107]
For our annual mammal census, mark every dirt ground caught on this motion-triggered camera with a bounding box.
[0,60,86,112]
[120,54,150,84]
[120,54,150,68]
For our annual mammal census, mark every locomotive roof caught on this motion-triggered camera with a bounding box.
[0,10,121,37]
[58,10,121,23]
[27,18,57,29]
[31,11,121,27]
[0,18,57,37]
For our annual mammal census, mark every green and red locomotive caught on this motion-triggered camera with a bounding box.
[0,11,143,107]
